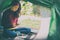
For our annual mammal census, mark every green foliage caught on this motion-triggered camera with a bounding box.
[20,1,40,16]
[20,1,33,15]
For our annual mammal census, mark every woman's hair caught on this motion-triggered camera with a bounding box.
[10,0,21,18]
[11,0,21,12]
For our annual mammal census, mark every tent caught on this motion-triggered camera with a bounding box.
[0,0,60,40]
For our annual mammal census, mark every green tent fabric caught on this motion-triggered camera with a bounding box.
[0,0,13,25]
[0,0,60,40]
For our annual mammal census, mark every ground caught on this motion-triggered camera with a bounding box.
[18,15,40,30]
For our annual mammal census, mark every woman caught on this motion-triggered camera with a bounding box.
[1,0,31,38]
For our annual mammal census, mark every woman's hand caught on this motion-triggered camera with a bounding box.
[9,14,18,28]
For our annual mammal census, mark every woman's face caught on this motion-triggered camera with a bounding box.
[11,4,19,12]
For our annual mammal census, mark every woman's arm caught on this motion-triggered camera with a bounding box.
[9,14,18,28]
